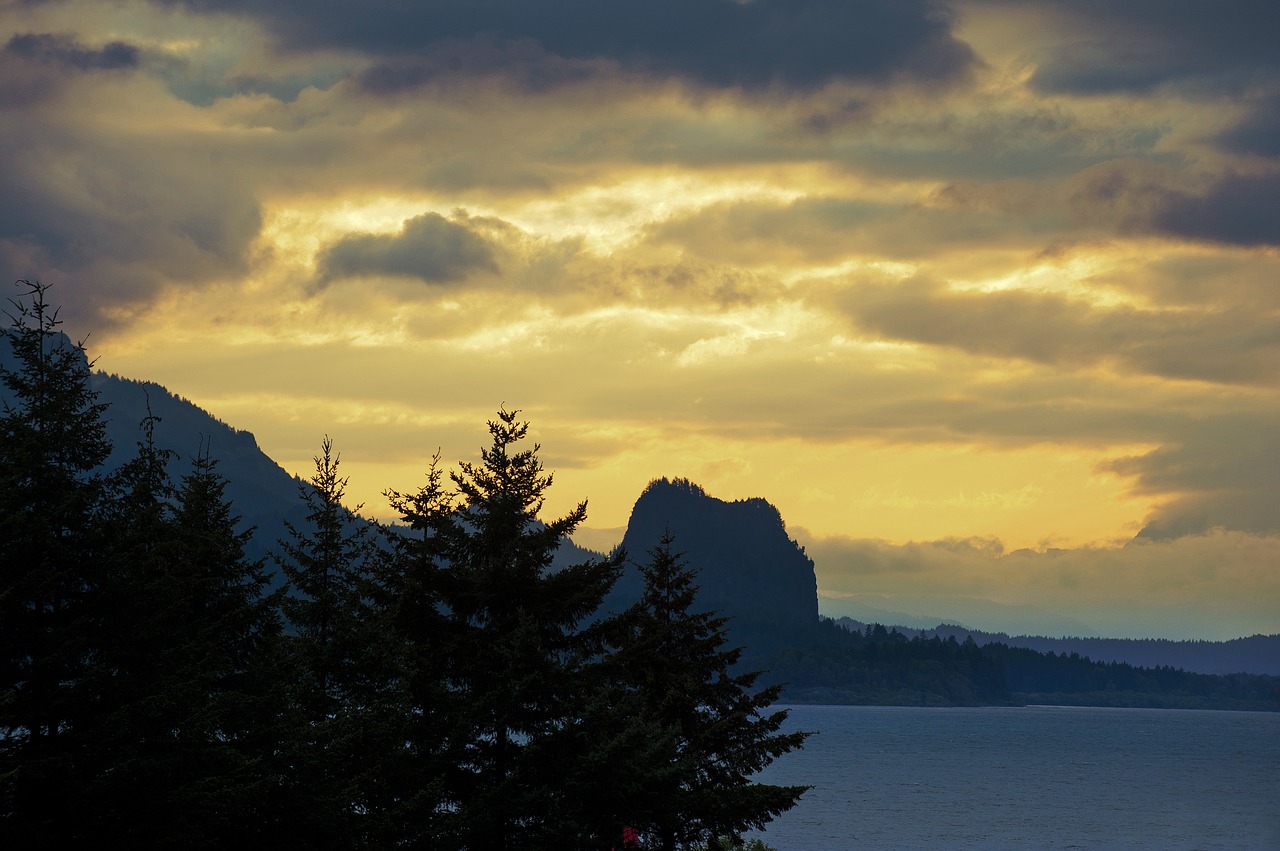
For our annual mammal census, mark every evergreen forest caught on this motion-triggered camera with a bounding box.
[0,281,807,849]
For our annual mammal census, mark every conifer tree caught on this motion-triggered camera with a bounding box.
[617,532,809,851]
[0,281,111,845]
[385,409,625,849]
[149,447,288,845]
[275,436,408,847]
[80,402,186,841]
[380,450,454,847]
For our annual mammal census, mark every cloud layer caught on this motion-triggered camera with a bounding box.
[2,0,1277,638]
[162,0,978,91]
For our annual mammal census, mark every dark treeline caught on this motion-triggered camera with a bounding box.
[746,621,1279,711]
[0,281,807,849]
[984,643,1278,711]
[832,617,1280,677]
[743,620,1011,707]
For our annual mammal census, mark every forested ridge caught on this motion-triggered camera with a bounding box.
[0,282,806,849]
[831,618,1280,677]
[745,620,1278,711]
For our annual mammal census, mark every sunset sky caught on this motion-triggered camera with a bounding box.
[3,0,1278,639]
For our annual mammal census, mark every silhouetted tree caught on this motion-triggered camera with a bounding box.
[275,436,408,847]
[148,447,287,845]
[616,532,809,850]
[384,409,625,849]
[377,449,455,846]
[0,281,111,846]
[79,401,188,842]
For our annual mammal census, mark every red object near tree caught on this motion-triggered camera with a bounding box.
[612,825,640,849]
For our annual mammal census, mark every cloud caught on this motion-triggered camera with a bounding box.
[1216,94,1280,159]
[648,197,892,266]
[1109,251,1280,313]
[1152,172,1280,247]
[1103,417,1280,538]
[0,101,263,321]
[804,529,1280,639]
[1065,162,1280,247]
[991,0,1280,95]
[156,0,979,92]
[318,212,499,285]
[835,277,1280,385]
[0,32,143,108]
[649,186,1078,266]
[5,32,140,72]
[356,36,607,96]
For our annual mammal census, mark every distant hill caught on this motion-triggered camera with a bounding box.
[605,477,819,640]
[833,618,1280,677]
[1,331,308,566]
[90,373,309,566]
[817,595,1097,640]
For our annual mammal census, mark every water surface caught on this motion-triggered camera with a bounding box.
[751,705,1280,850]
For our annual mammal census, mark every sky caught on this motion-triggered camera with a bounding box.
[2,0,1278,640]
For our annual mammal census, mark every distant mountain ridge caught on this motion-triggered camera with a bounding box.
[1,330,307,565]
[832,618,1280,677]
[90,373,308,565]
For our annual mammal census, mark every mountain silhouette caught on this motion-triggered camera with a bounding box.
[1,330,306,566]
[606,477,819,639]
[93,373,308,565]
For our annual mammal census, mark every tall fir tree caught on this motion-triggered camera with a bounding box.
[385,409,625,849]
[153,446,289,845]
[275,436,409,848]
[81,401,186,842]
[68,433,291,847]
[617,532,809,851]
[380,449,455,847]
[0,281,111,846]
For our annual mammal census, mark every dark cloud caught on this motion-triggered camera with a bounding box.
[0,33,142,108]
[1066,161,1188,237]
[1103,416,1280,538]
[158,0,978,92]
[1153,173,1280,246]
[5,32,140,72]
[838,277,1280,385]
[1217,95,1280,158]
[1067,163,1280,247]
[0,119,262,323]
[318,213,498,284]
[0,153,261,279]
[357,37,605,95]
[1000,0,1280,95]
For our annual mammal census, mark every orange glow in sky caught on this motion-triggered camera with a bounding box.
[4,0,1278,638]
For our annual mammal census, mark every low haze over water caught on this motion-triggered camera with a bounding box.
[752,705,1280,850]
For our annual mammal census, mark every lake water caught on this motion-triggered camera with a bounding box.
[749,705,1280,850]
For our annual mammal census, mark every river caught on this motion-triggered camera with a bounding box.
[749,704,1280,850]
